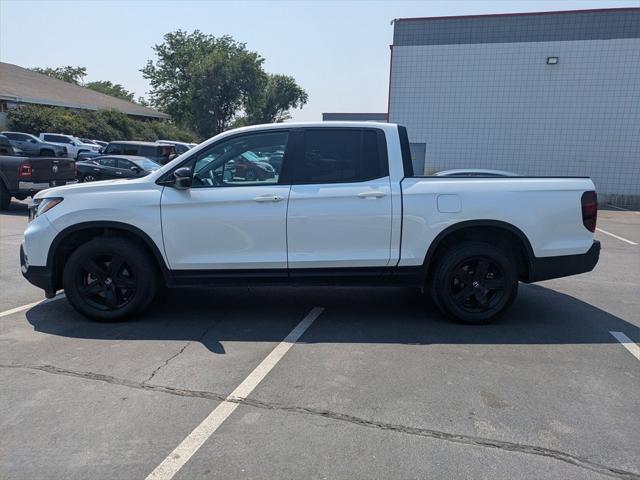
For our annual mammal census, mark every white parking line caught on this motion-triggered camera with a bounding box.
[596,228,638,246]
[0,294,65,318]
[145,306,325,480]
[610,332,640,362]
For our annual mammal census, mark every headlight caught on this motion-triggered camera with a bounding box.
[29,197,63,221]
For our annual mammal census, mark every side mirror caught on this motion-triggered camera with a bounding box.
[173,167,192,189]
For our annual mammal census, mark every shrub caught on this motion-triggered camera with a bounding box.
[7,105,199,142]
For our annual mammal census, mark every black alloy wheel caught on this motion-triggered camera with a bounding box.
[63,237,157,321]
[448,256,506,313]
[75,254,137,311]
[430,241,518,324]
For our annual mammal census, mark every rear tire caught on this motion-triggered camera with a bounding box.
[62,237,157,322]
[430,242,518,324]
[82,174,96,182]
[0,181,11,210]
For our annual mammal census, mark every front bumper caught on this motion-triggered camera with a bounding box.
[20,244,56,298]
[528,240,600,282]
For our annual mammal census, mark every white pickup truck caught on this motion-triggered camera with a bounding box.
[21,122,600,323]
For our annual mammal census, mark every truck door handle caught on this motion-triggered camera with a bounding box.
[253,194,284,202]
[358,191,386,199]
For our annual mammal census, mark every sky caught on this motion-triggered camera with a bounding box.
[1,0,637,122]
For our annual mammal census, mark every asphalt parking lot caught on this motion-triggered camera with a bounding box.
[1,200,638,480]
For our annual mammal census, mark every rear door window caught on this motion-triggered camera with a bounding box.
[104,143,124,155]
[44,134,71,144]
[122,145,141,155]
[98,157,117,168]
[293,129,388,184]
[140,146,157,157]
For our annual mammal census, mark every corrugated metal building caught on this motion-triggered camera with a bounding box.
[388,8,640,207]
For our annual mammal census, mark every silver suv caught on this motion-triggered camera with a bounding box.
[1,131,67,157]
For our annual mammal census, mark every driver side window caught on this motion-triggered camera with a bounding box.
[191,131,288,188]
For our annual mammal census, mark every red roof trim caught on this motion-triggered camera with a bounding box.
[394,7,639,23]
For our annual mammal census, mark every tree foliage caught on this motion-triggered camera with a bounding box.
[85,81,135,102]
[142,30,308,137]
[7,105,198,143]
[31,66,87,85]
[245,74,309,124]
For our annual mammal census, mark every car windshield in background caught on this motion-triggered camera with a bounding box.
[135,159,160,170]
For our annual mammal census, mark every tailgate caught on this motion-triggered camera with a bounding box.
[28,157,76,182]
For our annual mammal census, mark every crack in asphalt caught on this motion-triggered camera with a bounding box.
[2,363,638,480]
[143,341,192,384]
[142,321,218,384]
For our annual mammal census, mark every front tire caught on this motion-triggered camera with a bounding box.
[82,174,96,182]
[63,237,157,321]
[430,242,518,324]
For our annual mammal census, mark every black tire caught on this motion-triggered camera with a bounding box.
[430,241,518,324]
[40,149,54,156]
[62,237,157,321]
[82,174,96,182]
[0,181,11,210]
[245,169,257,181]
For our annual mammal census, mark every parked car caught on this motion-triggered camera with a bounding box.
[226,151,276,181]
[38,133,100,159]
[157,140,192,155]
[21,122,600,323]
[76,155,160,182]
[1,131,68,157]
[102,141,176,165]
[92,140,108,148]
[0,136,76,210]
[434,169,518,177]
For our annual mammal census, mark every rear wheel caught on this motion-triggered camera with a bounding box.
[82,174,96,182]
[0,181,11,210]
[245,169,257,181]
[63,237,157,321]
[430,242,518,324]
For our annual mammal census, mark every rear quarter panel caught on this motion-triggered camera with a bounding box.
[399,177,595,266]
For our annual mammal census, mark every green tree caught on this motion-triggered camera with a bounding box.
[142,30,307,137]
[31,65,87,85]
[85,81,135,102]
[245,74,309,124]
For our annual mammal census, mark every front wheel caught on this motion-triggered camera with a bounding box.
[430,242,518,324]
[82,174,96,182]
[63,237,157,321]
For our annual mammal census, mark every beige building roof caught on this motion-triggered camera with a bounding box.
[0,62,169,120]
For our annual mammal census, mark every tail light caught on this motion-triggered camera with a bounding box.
[18,162,32,179]
[581,191,597,232]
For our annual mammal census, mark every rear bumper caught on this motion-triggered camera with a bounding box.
[20,244,56,297]
[528,240,600,282]
[16,180,75,195]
